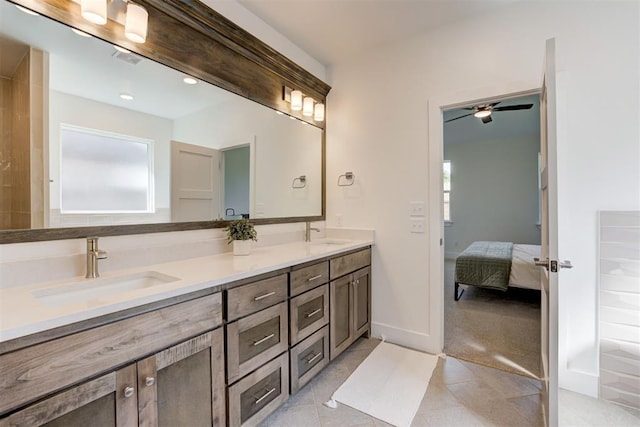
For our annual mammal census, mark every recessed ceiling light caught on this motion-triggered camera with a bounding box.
[71,28,92,38]
[289,116,297,120]
[183,77,197,85]
[114,45,131,54]
[15,5,39,16]
[120,93,134,101]
[275,111,284,115]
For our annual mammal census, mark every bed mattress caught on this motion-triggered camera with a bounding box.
[509,244,541,290]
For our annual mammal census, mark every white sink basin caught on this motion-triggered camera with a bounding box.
[33,271,180,308]
[308,239,350,246]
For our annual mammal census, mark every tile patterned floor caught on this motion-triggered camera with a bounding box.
[259,337,640,427]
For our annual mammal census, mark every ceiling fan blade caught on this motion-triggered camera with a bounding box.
[481,115,493,124]
[462,101,501,111]
[493,104,533,111]
[444,113,473,123]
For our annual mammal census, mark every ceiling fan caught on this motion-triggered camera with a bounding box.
[445,101,533,124]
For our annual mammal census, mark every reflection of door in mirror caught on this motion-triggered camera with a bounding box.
[171,141,220,222]
[222,145,251,220]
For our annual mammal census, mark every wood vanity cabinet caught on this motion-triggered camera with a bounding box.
[0,294,225,427]
[329,248,372,360]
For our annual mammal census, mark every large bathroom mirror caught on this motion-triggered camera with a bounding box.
[0,0,326,242]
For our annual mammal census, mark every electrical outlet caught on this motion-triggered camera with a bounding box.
[410,201,425,217]
[410,218,425,233]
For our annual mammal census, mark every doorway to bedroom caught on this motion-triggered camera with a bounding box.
[442,93,543,379]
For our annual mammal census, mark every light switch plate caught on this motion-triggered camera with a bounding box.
[410,218,425,233]
[410,201,425,217]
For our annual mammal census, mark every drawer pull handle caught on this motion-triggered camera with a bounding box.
[124,386,135,398]
[306,352,322,364]
[305,308,322,319]
[145,377,155,387]
[254,291,276,301]
[255,387,277,404]
[253,333,275,346]
[308,274,323,282]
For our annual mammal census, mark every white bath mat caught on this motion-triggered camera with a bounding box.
[331,341,439,427]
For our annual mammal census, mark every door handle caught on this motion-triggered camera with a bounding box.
[533,257,549,269]
[559,260,573,269]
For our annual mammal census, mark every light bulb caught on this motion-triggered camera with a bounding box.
[313,103,325,121]
[125,2,148,44]
[291,90,303,111]
[302,97,314,117]
[474,110,491,118]
[81,0,107,25]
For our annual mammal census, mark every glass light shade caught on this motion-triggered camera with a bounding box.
[313,103,325,121]
[291,90,303,111]
[474,110,491,118]
[125,2,148,44]
[81,0,107,25]
[302,97,314,117]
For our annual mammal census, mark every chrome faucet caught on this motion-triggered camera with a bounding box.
[86,237,108,279]
[305,221,320,242]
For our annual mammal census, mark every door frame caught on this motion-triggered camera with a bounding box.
[426,83,541,353]
[219,136,256,218]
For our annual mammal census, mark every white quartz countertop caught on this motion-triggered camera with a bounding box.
[0,238,372,343]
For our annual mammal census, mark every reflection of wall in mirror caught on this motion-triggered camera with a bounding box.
[0,48,46,230]
[49,91,172,227]
[173,96,322,219]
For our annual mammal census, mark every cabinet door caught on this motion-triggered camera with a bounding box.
[330,275,354,360]
[353,267,371,338]
[137,329,225,427]
[0,365,137,427]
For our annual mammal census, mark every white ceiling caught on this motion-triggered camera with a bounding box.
[239,0,522,66]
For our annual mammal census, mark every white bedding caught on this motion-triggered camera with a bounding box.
[509,244,541,290]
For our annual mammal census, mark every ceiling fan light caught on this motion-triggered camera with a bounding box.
[474,110,491,118]
[81,0,107,25]
[125,2,148,44]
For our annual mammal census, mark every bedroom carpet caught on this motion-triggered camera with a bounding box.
[444,259,542,379]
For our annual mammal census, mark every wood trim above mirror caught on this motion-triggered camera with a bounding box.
[1,0,329,244]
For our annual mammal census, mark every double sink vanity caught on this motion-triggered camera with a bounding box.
[0,238,373,426]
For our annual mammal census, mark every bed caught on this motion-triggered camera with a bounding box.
[454,241,541,301]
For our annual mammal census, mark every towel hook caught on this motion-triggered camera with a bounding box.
[292,175,307,189]
[337,171,355,187]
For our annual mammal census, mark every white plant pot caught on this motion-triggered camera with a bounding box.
[233,239,252,256]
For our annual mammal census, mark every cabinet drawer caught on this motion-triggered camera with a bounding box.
[227,274,288,321]
[330,248,371,280]
[289,284,328,345]
[227,302,288,384]
[290,325,329,394]
[290,261,329,297]
[228,353,289,427]
[0,293,222,416]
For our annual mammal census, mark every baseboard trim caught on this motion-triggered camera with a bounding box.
[371,322,440,354]
[560,367,599,398]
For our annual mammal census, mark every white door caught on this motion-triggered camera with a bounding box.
[538,38,571,427]
[171,141,221,222]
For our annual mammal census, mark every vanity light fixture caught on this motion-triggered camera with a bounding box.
[282,85,325,122]
[124,2,148,43]
[290,90,303,111]
[302,96,314,117]
[77,0,149,44]
[81,0,107,25]
[71,28,93,38]
[313,103,325,122]
[183,77,197,85]
[15,5,39,16]
[120,93,134,100]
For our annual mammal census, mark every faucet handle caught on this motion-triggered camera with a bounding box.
[96,249,108,260]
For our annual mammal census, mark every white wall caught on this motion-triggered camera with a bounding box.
[326,0,639,396]
[444,135,541,257]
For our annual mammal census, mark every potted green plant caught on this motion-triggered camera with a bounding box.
[225,218,258,255]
